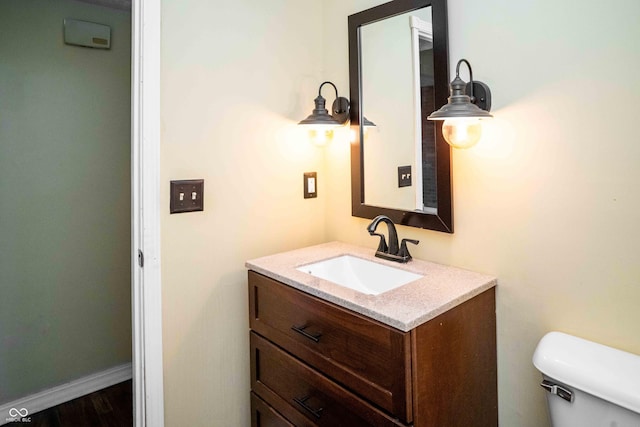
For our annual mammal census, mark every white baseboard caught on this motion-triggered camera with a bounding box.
[0,363,132,425]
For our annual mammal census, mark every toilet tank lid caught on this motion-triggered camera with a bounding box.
[533,331,640,414]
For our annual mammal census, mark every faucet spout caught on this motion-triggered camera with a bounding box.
[366,215,399,257]
[366,215,419,263]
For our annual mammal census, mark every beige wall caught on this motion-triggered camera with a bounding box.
[160,0,326,425]
[0,0,131,404]
[323,0,640,426]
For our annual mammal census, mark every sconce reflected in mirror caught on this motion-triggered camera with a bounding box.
[299,81,375,145]
[428,59,492,149]
[362,116,377,139]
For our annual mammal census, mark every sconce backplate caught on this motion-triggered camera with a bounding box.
[466,81,492,112]
[332,97,350,124]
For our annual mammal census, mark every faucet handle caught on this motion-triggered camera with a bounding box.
[399,238,419,261]
[371,232,388,253]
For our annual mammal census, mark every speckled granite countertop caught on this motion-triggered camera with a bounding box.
[245,241,496,332]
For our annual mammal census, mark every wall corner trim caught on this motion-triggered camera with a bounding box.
[0,363,132,425]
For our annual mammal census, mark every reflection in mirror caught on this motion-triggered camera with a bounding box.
[413,16,437,213]
[360,7,435,212]
[349,0,452,232]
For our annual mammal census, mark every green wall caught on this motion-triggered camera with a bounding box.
[0,0,131,404]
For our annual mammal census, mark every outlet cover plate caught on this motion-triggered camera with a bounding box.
[170,179,204,213]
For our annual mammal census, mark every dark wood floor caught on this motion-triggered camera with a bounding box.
[8,380,133,427]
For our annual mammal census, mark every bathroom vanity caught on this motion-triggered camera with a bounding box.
[246,242,497,427]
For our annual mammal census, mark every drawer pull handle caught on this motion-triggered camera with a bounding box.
[291,325,322,343]
[293,395,324,418]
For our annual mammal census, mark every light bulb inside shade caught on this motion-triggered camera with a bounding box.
[442,118,483,149]
[303,125,335,146]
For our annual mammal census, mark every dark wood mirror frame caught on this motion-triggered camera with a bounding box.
[349,0,452,233]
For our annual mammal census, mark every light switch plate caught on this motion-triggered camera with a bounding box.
[398,166,412,187]
[304,172,317,199]
[170,179,204,213]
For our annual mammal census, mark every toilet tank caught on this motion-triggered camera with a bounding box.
[533,332,640,427]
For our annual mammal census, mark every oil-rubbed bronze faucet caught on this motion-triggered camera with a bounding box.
[366,215,419,263]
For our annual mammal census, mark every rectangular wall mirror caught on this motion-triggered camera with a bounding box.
[349,0,452,232]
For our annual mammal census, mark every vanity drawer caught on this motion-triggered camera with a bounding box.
[248,271,411,422]
[251,332,406,427]
[251,392,294,427]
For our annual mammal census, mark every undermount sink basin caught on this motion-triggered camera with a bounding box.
[296,255,423,295]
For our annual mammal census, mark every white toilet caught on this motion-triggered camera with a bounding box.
[533,331,640,427]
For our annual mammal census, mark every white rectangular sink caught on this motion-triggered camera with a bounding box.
[296,255,423,295]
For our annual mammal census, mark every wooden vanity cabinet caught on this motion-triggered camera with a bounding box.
[248,271,497,427]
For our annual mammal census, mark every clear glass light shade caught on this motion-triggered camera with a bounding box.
[442,118,483,149]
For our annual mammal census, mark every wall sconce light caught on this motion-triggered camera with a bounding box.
[428,59,492,149]
[299,81,350,145]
